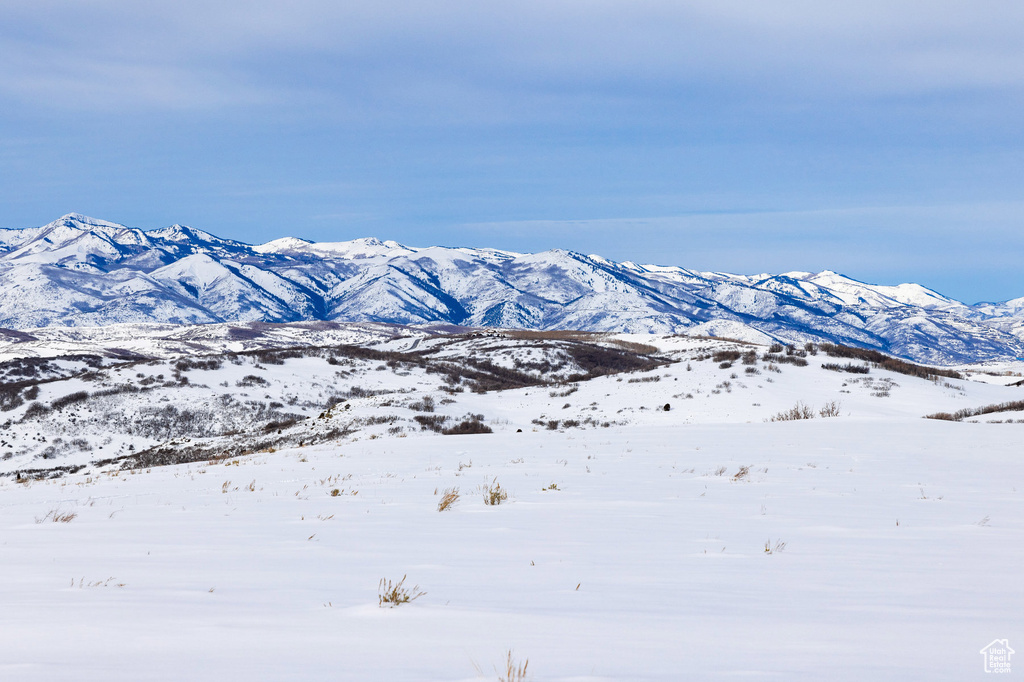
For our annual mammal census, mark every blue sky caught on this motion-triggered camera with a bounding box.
[1,1,1022,303]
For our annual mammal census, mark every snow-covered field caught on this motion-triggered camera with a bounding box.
[1,325,1022,679]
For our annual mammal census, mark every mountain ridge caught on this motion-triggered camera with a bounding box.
[1,213,1022,365]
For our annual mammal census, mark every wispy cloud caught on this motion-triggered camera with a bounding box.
[3,1,1023,114]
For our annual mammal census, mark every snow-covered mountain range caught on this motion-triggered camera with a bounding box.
[2,213,1023,364]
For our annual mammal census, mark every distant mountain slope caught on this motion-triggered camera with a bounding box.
[1,213,1022,364]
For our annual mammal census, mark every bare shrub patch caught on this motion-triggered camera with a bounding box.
[378,575,426,607]
[483,479,508,506]
[438,487,460,511]
[769,402,815,421]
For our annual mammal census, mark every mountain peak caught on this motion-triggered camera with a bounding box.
[51,213,126,230]
[147,224,234,245]
[273,236,413,258]
[254,236,315,253]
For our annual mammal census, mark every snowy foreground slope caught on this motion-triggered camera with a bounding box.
[2,422,1021,681]
[3,213,1024,363]
[1,322,1022,679]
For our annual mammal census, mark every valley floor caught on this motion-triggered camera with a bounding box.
[1,419,1020,680]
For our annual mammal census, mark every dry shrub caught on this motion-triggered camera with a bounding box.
[414,414,449,432]
[37,509,77,523]
[769,402,815,421]
[762,353,808,367]
[50,390,90,410]
[712,350,741,363]
[438,487,459,511]
[925,399,1024,422]
[442,415,492,435]
[819,401,842,418]
[498,650,529,682]
[608,339,660,355]
[821,343,961,380]
[409,395,435,412]
[821,362,869,374]
[378,575,426,607]
[627,375,661,383]
[483,479,508,506]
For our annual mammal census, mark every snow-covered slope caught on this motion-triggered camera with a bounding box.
[3,322,1023,476]
[2,214,1024,364]
[1,327,1022,680]
[4,219,1020,681]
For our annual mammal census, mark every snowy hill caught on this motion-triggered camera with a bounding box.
[2,322,1023,679]
[2,320,1022,476]
[2,213,1024,364]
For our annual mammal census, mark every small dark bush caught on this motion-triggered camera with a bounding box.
[442,416,492,435]
[822,362,869,374]
[627,375,661,383]
[51,391,89,410]
[762,353,808,367]
[346,386,387,398]
[22,402,49,420]
[263,418,300,432]
[409,396,435,412]
[414,415,449,432]
[712,350,742,363]
[93,384,143,398]
[925,399,1024,422]
[769,402,815,421]
[174,358,222,372]
[821,343,961,380]
[564,343,664,379]
[0,386,24,412]
[248,348,304,365]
